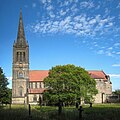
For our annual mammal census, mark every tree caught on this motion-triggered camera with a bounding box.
[113,89,120,95]
[0,67,10,104]
[112,89,120,103]
[43,64,98,107]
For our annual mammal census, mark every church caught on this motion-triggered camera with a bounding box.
[12,10,112,104]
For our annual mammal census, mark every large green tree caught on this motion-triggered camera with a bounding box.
[43,64,98,106]
[0,67,10,104]
[113,89,120,95]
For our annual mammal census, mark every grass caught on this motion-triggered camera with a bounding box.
[0,104,120,120]
[83,104,120,120]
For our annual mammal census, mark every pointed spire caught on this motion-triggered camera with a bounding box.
[17,9,25,39]
[15,9,28,47]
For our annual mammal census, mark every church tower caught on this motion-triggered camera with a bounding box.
[12,10,29,104]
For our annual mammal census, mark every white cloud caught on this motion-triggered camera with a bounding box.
[112,64,120,67]
[108,47,113,50]
[46,5,53,11]
[95,15,101,22]
[32,3,36,8]
[114,43,120,47]
[29,13,115,37]
[71,4,78,14]
[106,51,113,57]
[28,0,116,38]
[99,19,108,27]
[49,11,55,18]
[27,0,120,59]
[105,22,113,27]
[63,1,69,6]
[7,76,12,80]
[105,8,110,15]
[89,19,96,24]
[30,13,114,37]
[74,23,82,30]
[74,15,82,21]
[41,0,47,4]
[108,74,120,78]
[97,48,115,57]
[47,0,51,3]
[80,1,94,9]
[97,50,104,54]
[117,2,120,8]
[60,10,66,16]
[116,52,120,55]
[74,0,78,2]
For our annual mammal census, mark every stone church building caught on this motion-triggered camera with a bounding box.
[12,11,112,104]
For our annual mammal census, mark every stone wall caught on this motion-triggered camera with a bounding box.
[94,79,112,103]
[12,97,25,104]
[28,94,43,104]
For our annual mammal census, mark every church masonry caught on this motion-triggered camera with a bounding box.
[12,10,29,104]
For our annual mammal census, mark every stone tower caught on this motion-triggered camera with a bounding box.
[12,10,29,104]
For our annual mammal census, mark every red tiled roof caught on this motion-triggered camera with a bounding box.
[88,70,107,80]
[29,70,108,82]
[28,88,45,94]
[29,70,49,81]
[28,70,108,94]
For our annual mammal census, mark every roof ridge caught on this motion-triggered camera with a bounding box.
[29,70,49,71]
[88,70,103,71]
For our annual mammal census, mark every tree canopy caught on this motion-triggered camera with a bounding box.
[43,64,98,105]
[113,89,120,95]
[0,67,11,104]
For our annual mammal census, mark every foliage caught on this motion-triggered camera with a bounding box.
[0,67,11,104]
[43,64,98,105]
[113,89,120,95]
[6,88,12,104]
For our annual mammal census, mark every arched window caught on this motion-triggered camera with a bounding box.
[19,86,23,96]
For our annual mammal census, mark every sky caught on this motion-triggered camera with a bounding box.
[0,0,120,91]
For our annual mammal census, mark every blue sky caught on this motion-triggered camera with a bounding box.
[0,0,120,91]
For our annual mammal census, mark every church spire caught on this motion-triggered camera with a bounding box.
[17,9,25,39]
[15,9,28,47]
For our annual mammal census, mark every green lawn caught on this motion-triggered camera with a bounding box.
[0,104,120,120]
